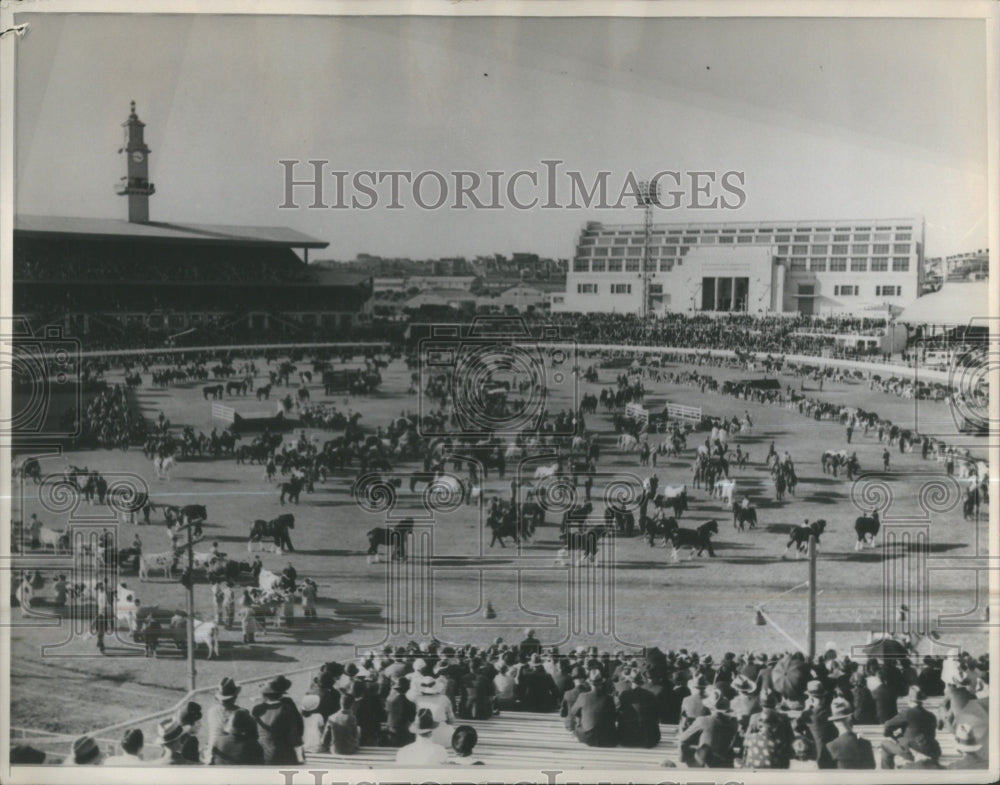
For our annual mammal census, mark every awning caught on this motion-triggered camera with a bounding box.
[896,282,990,326]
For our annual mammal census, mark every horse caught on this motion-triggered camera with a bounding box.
[29,521,69,553]
[618,434,640,452]
[202,384,224,400]
[784,520,827,558]
[666,519,719,559]
[562,524,611,564]
[256,383,273,401]
[279,475,304,505]
[297,386,310,403]
[366,519,414,561]
[248,514,295,553]
[733,505,758,532]
[153,455,175,481]
[18,458,42,484]
[854,511,881,550]
[645,514,678,547]
[713,478,736,508]
[653,486,688,518]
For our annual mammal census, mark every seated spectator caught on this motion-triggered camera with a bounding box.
[949,721,989,769]
[396,708,449,766]
[880,686,938,769]
[410,674,455,747]
[680,688,739,768]
[824,697,875,769]
[569,670,618,748]
[850,670,878,725]
[493,664,517,710]
[616,670,661,748]
[155,718,197,765]
[300,694,325,754]
[321,693,359,755]
[177,701,203,765]
[515,653,561,712]
[211,709,266,765]
[897,732,944,770]
[450,725,485,765]
[742,689,793,769]
[561,667,590,732]
[383,675,416,747]
[65,735,104,766]
[104,728,147,766]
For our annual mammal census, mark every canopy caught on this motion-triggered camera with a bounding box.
[896,282,990,326]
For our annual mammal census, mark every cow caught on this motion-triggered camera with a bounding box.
[666,519,719,560]
[160,615,221,659]
[139,551,179,580]
[854,511,881,550]
[784,519,827,558]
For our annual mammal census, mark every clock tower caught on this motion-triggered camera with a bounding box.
[116,100,155,223]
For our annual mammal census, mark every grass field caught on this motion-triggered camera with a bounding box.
[9,352,991,736]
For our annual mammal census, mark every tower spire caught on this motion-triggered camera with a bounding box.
[116,101,155,223]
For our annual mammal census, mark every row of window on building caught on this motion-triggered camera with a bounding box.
[580,225,913,244]
[833,285,903,297]
[572,256,911,273]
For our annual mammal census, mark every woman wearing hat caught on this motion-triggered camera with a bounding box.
[206,678,242,760]
[949,720,989,769]
[742,690,793,769]
[408,673,455,747]
[299,694,326,754]
[105,728,148,766]
[251,675,304,765]
[395,708,449,766]
[211,709,265,765]
[64,735,104,766]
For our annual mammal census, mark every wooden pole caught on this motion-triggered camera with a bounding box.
[186,523,196,692]
[807,534,817,660]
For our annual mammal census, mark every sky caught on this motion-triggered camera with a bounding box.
[13,12,991,261]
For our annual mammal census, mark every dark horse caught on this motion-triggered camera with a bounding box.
[248,513,295,552]
[562,524,612,563]
[666,519,719,558]
[279,475,304,505]
[367,518,414,560]
[733,505,758,532]
[854,511,880,550]
[203,384,224,400]
[784,519,826,557]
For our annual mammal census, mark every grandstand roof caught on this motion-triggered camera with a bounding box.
[895,281,990,326]
[14,214,328,249]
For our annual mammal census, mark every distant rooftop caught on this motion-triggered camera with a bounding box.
[15,214,328,249]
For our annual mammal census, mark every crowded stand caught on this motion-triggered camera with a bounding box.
[14,636,989,769]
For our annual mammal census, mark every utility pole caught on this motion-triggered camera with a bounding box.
[807,534,817,660]
[174,518,201,691]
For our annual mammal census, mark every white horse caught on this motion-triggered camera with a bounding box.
[30,521,69,553]
[618,434,640,452]
[153,455,175,481]
[533,463,559,482]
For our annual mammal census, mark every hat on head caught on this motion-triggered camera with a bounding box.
[829,696,854,721]
[179,701,202,726]
[72,735,102,765]
[701,654,714,665]
[732,675,754,693]
[121,728,143,755]
[419,675,443,695]
[156,718,184,746]
[908,685,926,704]
[529,653,543,666]
[262,675,292,698]
[588,669,605,685]
[954,722,983,752]
[806,680,825,697]
[410,707,439,735]
[301,694,321,713]
[688,675,708,691]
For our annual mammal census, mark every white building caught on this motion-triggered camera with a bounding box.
[551,217,924,317]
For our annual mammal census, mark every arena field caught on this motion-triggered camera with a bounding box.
[9,351,990,736]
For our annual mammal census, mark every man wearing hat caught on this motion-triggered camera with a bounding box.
[730,675,759,721]
[212,709,265,765]
[940,670,976,733]
[385,675,417,747]
[880,685,938,769]
[518,628,542,659]
[176,701,203,764]
[617,670,661,748]
[679,687,739,767]
[395,707,449,765]
[794,680,836,769]
[65,735,104,766]
[105,728,147,766]
[516,653,561,712]
[825,697,875,769]
[206,677,242,758]
[560,667,590,732]
[568,670,618,747]
[949,720,989,769]
[680,675,709,731]
[155,718,195,764]
[251,675,304,765]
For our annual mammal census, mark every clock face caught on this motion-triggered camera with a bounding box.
[131,150,145,163]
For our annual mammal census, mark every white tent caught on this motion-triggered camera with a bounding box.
[895,281,990,326]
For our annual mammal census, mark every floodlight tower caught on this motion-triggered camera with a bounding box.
[637,179,661,321]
